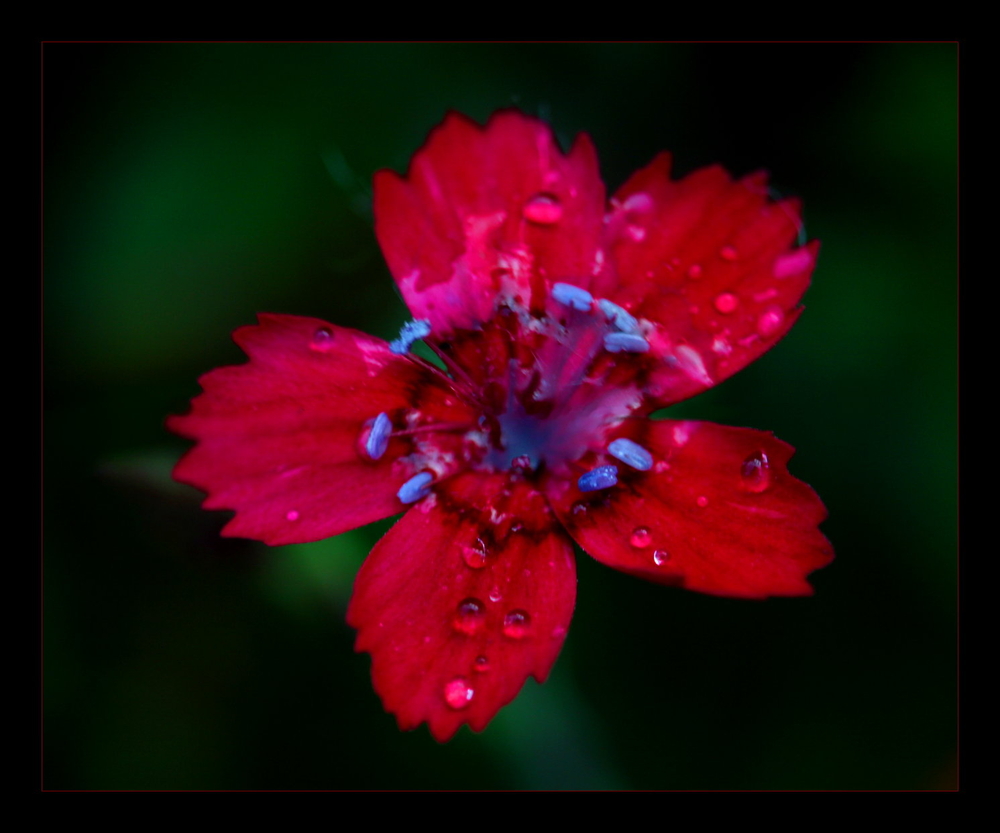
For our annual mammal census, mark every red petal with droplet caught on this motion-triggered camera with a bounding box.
[168,314,475,546]
[592,153,817,406]
[374,110,606,335]
[348,472,576,741]
[549,421,832,598]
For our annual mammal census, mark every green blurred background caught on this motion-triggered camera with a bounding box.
[43,43,956,790]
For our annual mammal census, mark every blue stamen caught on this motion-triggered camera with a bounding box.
[597,299,640,334]
[603,332,650,353]
[389,319,432,354]
[608,437,653,471]
[552,282,594,312]
[365,412,392,460]
[397,471,433,504]
[578,464,619,492]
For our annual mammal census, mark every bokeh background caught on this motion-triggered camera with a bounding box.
[43,43,957,790]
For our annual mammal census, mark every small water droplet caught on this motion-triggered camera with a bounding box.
[720,245,738,261]
[687,263,703,279]
[713,292,739,314]
[489,586,502,603]
[443,677,474,710]
[653,549,670,566]
[285,510,299,521]
[510,521,524,533]
[310,327,335,351]
[740,451,771,493]
[503,610,531,639]
[756,305,786,337]
[523,193,563,224]
[473,656,490,673]
[461,538,489,569]
[571,501,588,517]
[653,460,670,474]
[453,597,486,635]
[630,527,652,548]
[696,495,709,507]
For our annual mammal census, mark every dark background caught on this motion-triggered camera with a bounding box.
[43,43,957,790]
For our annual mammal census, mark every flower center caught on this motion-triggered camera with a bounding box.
[480,283,648,477]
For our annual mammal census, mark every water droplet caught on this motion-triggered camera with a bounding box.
[523,193,563,224]
[653,549,670,566]
[696,495,709,507]
[285,510,299,521]
[571,501,589,517]
[443,677,474,710]
[720,245,738,261]
[503,610,531,639]
[756,305,785,337]
[461,539,488,569]
[630,527,652,548]
[310,327,335,351]
[740,451,771,493]
[473,656,490,673]
[625,224,646,242]
[713,292,739,314]
[453,597,486,635]
[489,586,502,603]
[511,521,524,533]
[687,264,703,279]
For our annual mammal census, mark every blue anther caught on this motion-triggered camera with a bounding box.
[608,438,653,471]
[397,471,433,504]
[597,299,640,334]
[365,412,392,460]
[552,282,594,312]
[577,464,619,492]
[603,332,650,353]
[389,319,432,354]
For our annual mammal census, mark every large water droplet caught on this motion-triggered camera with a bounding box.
[503,610,531,639]
[740,451,771,493]
[653,549,670,566]
[461,539,489,569]
[453,598,486,635]
[756,305,785,337]
[443,677,474,710]
[630,527,652,548]
[310,327,335,351]
[713,292,739,314]
[523,193,563,224]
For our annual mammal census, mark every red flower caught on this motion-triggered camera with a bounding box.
[169,111,833,741]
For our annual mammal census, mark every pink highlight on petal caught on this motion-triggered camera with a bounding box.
[774,248,813,278]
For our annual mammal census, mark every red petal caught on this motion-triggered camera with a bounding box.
[374,110,606,334]
[548,421,832,598]
[593,155,816,406]
[347,472,576,741]
[168,314,475,546]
